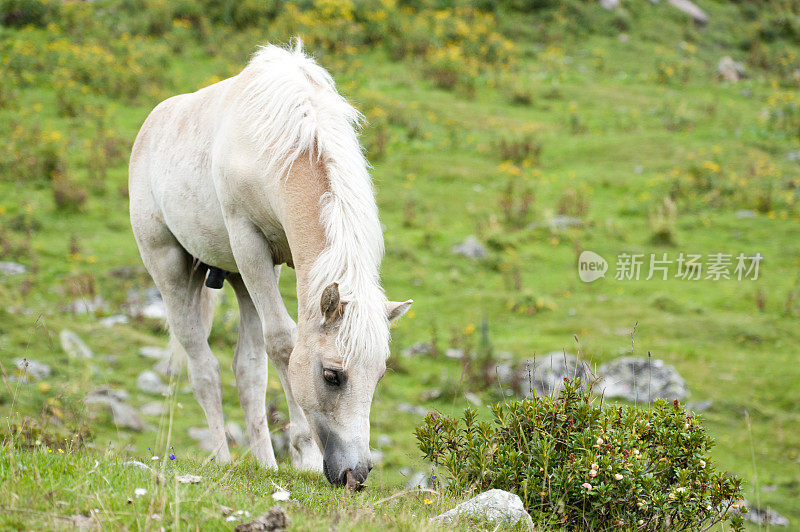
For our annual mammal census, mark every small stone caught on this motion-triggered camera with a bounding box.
[371,449,385,465]
[153,357,179,377]
[431,489,534,529]
[99,315,128,327]
[14,358,51,381]
[786,150,800,162]
[136,371,169,396]
[234,506,289,532]
[126,287,167,319]
[444,348,464,359]
[0,261,26,275]
[741,501,789,527]
[686,399,713,412]
[140,401,166,417]
[139,346,170,360]
[716,56,747,82]
[600,0,619,9]
[735,209,756,219]
[376,434,393,447]
[226,421,248,448]
[398,403,428,417]
[451,236,487,259]
[85,393,144,431]
[60,330,94,359]
[176,474,202,484]
[68,296,107,315]
[597,356,689,402]
[667,0,709,24]
[401,342,433,357]
[464,392,483,406]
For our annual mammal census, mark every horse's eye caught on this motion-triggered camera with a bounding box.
[323,368,342,387]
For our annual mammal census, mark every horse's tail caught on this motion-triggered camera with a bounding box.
[167,286,216,375]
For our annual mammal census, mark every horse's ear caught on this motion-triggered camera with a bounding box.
[321,282,344,326]
[386,299,413,323]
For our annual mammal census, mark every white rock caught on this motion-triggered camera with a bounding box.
[516,352,593,398]
[271,489,291,501]
[667,0,708,24]
[376,434,393,447]
[140,401,166,417]
[405,471,429,489]
[139,346,170,360]
[85,393,144,431]
[431,489,534,529]
[99,314,128,327]
[60,330,93,359]
[136,371,169,396]
[14,358,51,381]
[176,474,202,484]
[371,449,385,465]
[600,0,620,10]
[225,421,248,448]
[0,261,26,275]
[452,236,488,259]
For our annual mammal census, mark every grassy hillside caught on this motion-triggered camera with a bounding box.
[1,0,799,529]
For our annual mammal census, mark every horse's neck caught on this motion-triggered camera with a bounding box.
[280,154,328,322]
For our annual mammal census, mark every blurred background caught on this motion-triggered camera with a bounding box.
[1,0,798,526]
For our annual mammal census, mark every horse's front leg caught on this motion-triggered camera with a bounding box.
[227,218,324,472]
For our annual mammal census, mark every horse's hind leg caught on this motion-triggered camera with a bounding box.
[228,274,278,468]
[131,214,231,463]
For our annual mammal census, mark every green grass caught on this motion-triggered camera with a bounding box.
[2,0,800,528]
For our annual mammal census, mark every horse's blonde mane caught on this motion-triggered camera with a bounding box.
[240,40,389,369]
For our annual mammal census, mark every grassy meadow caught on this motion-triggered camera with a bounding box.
[1,0,799,529]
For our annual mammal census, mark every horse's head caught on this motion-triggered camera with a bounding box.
[289,282,411,488]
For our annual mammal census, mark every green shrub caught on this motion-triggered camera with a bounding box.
[416,379,744,531]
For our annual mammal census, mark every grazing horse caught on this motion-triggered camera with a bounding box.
[129,41,411,488]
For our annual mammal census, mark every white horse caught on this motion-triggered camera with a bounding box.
[129,41,411,488]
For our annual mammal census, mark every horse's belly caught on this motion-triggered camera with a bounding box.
[158,175,239,272]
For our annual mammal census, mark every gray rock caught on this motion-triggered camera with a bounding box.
[401,342,433,357]
[153,357,180,377]
[487,362,515,388]
[398,402,429,417]
[0,261,26,275]
[735,209,756,219]
[464,392,483,406]
[452,236,487,259]
[600,0,619,9]
[686,399,713,412]
[60,330,93,359]
[88,386,130,402]
[271,431,290,457]
[139,346,170,360]
[14,358,51,381]
[528,215,583,231]
[140,401,166,417]
[226,421,248,448]
[431,489,534,529]
[188,426,216,452]
[68,296,107,315]
[786,150,800,162]
[127,287,167,319]
[741,501,789,527]
[85,392,144,431]
[667,0,708,23]
[516,352,593,398]
[597,356,689,402]
[444,348,465,359]
[99,315,128,327]
[234,506,289,532]
[376,434,393,447]
[405,471,429,489]
[371,449,385,465]
[717,56,746,82]
[136,370,169,396]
